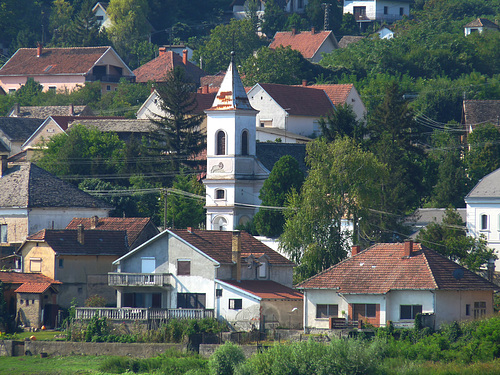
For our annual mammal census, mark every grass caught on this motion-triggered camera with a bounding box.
[380,358,500,375]
[0,355,106,374]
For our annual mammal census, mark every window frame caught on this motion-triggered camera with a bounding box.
[481,214,489,230]
[216,130,226,155]
[473,301,487,319]
[177,260,191,276]
[241,130,249,155]
[30,258,42,273]
[177,293,206,309]
[0,224,7,243]
[316,304,338,319]
[400,304,422,320]
[215,189,225,200]
[229,298,243,310]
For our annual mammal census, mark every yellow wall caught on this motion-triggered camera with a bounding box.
[0,216,28,246]
[22,242,56,278]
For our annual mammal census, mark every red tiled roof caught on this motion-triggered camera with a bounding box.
[27,229,128,256]
[66,217,155,247]
[308,84,354,105]
[169,229,294,266]
[222,280,303,300]
[0,271,60,285]
[269,30,337,59]
[14,282,53,293]
[255,83,334,116]
[133,51,207,84]
[0,47,111,76]
[297,243,497,293]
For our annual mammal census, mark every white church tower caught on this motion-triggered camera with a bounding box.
[204,53,269,230]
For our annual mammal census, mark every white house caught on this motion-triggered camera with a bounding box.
[297,241,497,330]
[465,168,500,269]
[109,229,302,330]
[92,2,112,30]
[464,18,499,36]
[343,0,412,31]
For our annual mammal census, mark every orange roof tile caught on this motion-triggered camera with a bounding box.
[222,280,302,300]
[269,30,337,59]
[14,282,54,294]
[308,84,354,105]
[0,271,61,287]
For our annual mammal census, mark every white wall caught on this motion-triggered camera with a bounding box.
[216,281,261,330]
[28,208,109,235]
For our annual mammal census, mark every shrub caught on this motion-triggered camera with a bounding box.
[84,294,106,307]
[209,342,246,375]
[84,315,108,342]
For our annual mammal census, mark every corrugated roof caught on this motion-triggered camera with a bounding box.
[297,243,497,293]
[222,280,302,300]
[269,30,338,59]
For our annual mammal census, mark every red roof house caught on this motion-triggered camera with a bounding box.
[297,241,497,329]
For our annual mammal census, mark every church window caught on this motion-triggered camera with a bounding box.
[241,130,249,155]
[215,189,225,200]
[481,214,488,230]
[216,131,226,155]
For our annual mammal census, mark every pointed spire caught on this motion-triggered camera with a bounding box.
[208,52,254,111]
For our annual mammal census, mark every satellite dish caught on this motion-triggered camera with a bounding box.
[453,268,464,280]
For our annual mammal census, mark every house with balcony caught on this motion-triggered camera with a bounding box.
[95,229,302,330]
[297,241,497,330]
[0,45,134,95]
[343,0,412,32]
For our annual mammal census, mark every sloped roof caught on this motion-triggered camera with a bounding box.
[463,100,500,131]
[0,162,111,209]
[66,217,158,248]
[133,51,206,84]
[255,83,334,116]
[222,279,303,300]
[51,116,125,131]
[338,35,365,48]
[10,105,93,118]
[0,118,45,142]
[464,18,499,29]
[297,243,497,293]
[27,229,128,256]
[169,229,294,266]
[68,119,158,133]
[200,73,225,90]
[256,142,307,173]
[15,282,54,293]
[308,84,354,105]
[466,168,500,199]
[269,30,338,59]
[0,47,112,76]
[0,270,60,285]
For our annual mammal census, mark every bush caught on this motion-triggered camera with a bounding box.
[85,295,106,307]
[209,342,246,375]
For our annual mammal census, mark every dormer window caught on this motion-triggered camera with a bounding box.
[258,261,267,278]
[241,130,249,155]
[216,131,226,155]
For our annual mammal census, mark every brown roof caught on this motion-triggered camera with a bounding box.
[66,217,158,248]
[51,116,125,131]
[222,280,302,300]
[308,84,354,105]
[269,30,338,59]
[200,73,225,90]
[297,243,497,293]
[464,18,499,29]
[26,229,128,256]
[0,271,60,285]
[170,229,294,266]
[133,51,207,84]
[14,282,54,293]
[463,100,500,131]
[0,47,111,76]
[256,83,334,116]
[338,36,365,48]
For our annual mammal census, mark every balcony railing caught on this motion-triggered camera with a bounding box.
[85,74,135,83]
[108,272,172,287]
[75,307,214,321]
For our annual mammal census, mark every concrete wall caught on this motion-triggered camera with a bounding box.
[0,212,28,245]
[28,208,109,236]
[466,201,500,268]
[22,118,64,150]
[434,290,494,328]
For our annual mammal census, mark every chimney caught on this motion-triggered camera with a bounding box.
[351,245,361,256]
[0,155,8,177]
[13,103,20,116]
[232,231,242,282]
[182,49,188,65]
[291,28,296,35]
[197,87,202,93]
[68,104,74,116]
[187,227,192,233]
[203,84,209,94]
[159,46,167,56]
[90,216,99,229]
[487,258,495,282]
[403,239,413,257]
[302,79,307,87]
[37,42,43,57]
[151,84,155,94]
[77,224,85,245]
[311,27,316,34]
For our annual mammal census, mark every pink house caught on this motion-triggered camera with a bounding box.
[0,45,134,95]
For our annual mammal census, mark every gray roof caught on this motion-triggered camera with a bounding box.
[338,36,364,48]
[257,127,312,143]
[69,119,158,133]
[464,18,499,29]
[0,139,9,153]
[0,118,45,142]
[406,208,467,238]
[0,162,112,209]
[466,168,500,199]
[256,143,307,173]
[9,105,93,118]
[463,100,500,131]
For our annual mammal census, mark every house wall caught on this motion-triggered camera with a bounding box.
[343,0,410,22]
[311,38,337,63]
[434,290,494,328]
[346,89,367,122]
[216,262,293,288]
[303,289,348,329]
[16,293,42,328]
[22,118,64,150]
[22,242,56,279]
[385,290,434,326]
[262,299,303,329]
[216,283,261,330]
[0,210,28,245]
[94,5,112,29]
[28,208,110,236]
[0,75,86,94]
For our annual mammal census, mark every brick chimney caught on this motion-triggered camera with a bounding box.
[12,103,20,116]
[68,104,74,116]
[291,28,296,35]
[232,231,242,282]
[182,49,188,65]
[302,79,307,86]
[403,239,413,257]
[203,84,209,94]
[90,216,99,229]
[0,155,8,177]
[159,46,167,56]
[77,224,85,245]
[37,42,43,57]
[351,245,361,256]
[187,227,192,233]
[311,27,316,34]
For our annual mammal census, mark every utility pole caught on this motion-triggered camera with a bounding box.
[322,3,331,31]
[163,189,168,230]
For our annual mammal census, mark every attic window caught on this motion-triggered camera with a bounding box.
[44,65,53,72]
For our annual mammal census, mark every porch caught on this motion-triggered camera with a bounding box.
[108,272,172,287]
[75,307,215,321]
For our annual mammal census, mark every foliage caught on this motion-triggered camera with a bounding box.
[305,0,343,34]
[280,137,387,282]
[416,207,496,271]
[84,315,109,342]
[465,123,500,188]
[254,155,304,238]
[318,103,364,142]
[193,19,264,74]
[94,78,151,117]
[14,78,43,105]
[209,342,245,375]
[261,0,287,38]
[84,294,106,307]
[0,281,15,333]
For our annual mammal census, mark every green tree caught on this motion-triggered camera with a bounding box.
[208,342,245,375]
[49,0,74,47]
[280,137,387,282]
[0,281,14,333]
[318,103,364,142]
[165,170,205,229]
[417,207,496,272]
[465,123,500,188]
[149,67,206,173]
[69,0,108,47]
[260,0,286,37]
[254,155,304,238]
[193,19,263,74]
[305,0,342,34]
[15,78,43,105]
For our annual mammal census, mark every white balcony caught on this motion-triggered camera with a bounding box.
[108,272,172,287]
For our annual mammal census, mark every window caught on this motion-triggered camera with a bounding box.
[216,289,223,297]
[298,0,303,9]
[48,86,56,92]
[96,16,104,21]
[214,216,228,231]
[258,262,266,278]
[466,304,471,316]
[474,301,487,318]
[316,304,338,318]
[0,224,7,243]
[177,260,191,276]
[241,130,249,155]
[216,131,226,155]
[481,214,488,230]
[352,303,377,320]
[215,189,225,200]
[366,304,376,317]
[30,258,42,272]
[384,6,388,14]
[59,258,64,268]
[177,293,206,309]
[229,299,242,310]
[106,85,111,91]
[400,305,422,320]
[9,89,16,94]
[399,7,404,16]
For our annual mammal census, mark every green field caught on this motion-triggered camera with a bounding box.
[0,355,106,375]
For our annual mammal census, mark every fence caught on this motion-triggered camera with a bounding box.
[75,307,214,322]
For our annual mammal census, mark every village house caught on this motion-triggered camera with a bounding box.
[92,2,112,30]
[231,0,309,22]
[99,229,302,330]
[297,241,497,330]
[462,99,500,134]
[344,0,412,32]
[0,117,45,156]
[464,18,499,36]
[0,45,134,95]
[8,104,94,118]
